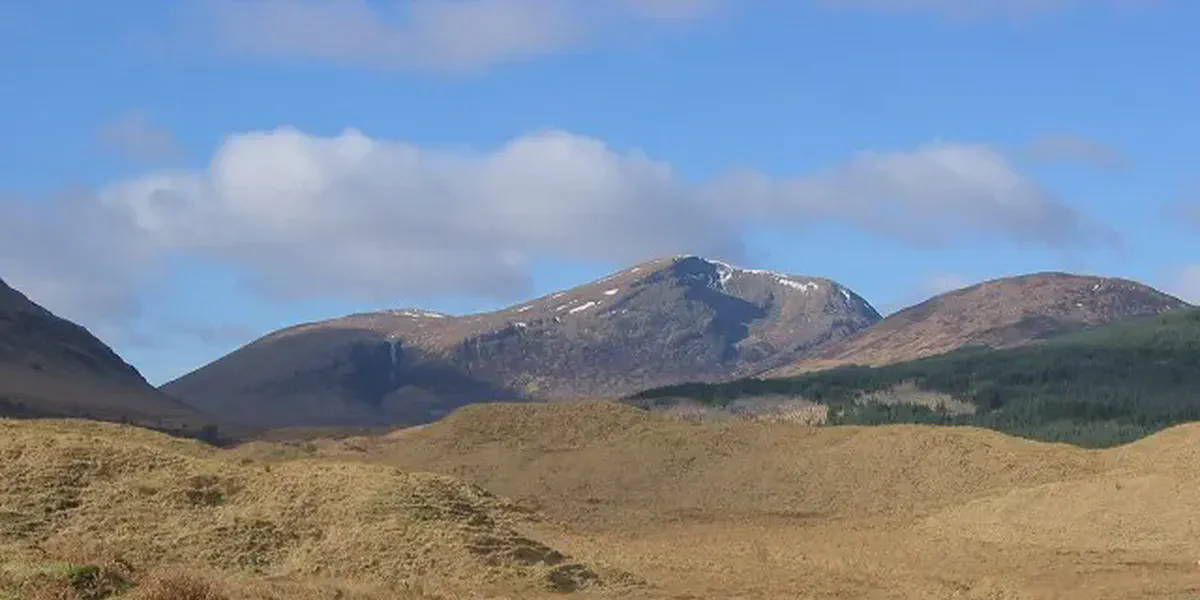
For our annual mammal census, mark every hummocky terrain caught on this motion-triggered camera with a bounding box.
[0,418,627,600]
[362,402,1200,599]
[163,256,880,429]
[766,272,1187,377]
[8,402,1198,599]
[0,277,217,440]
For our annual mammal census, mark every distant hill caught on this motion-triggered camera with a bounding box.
[766,272,1188,377]
[635,307,1200,447]
[164,256,880,429]
[0,277,220,441]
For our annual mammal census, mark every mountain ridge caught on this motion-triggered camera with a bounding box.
[164,256,882,428]
[765,271,1188,377]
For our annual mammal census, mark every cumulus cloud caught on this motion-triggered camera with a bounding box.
[198,0,719,70]
[0,189,162,340]
[97,128,743,302]
[1023,134,1130,172]
[97,111,183,162]
[0,127,1114,334]
[724,141,1115,247]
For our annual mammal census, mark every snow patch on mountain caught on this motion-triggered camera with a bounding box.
[569,301,598,314]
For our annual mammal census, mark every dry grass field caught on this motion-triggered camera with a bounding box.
[6,402,1200,599]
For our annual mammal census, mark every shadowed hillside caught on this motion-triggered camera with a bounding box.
[0,277,220,442]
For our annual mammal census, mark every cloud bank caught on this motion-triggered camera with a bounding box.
[0,127,1113,332]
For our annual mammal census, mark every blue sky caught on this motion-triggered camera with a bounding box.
[0,0,1197,385]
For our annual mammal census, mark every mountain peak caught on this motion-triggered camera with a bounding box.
[166,257,881,429]
[637,255,869,305]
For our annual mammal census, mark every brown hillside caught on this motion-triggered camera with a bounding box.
[0,418,629,600]
[165,256,879,429]
[253,401,1200,599]
[10,405,1200,598]
[0,277,217,439]
[766,271,1188,377]
[358,402,1111,526]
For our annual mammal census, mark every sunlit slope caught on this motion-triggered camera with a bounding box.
[0,418,628,599]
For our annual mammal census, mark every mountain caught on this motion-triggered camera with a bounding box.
[0,276,219,439]
[635,307,1200,447]
[164,256,881,428]
[765,272,1188,377]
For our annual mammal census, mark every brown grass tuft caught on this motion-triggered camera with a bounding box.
[0,417,622,599]
[126,571,227,600]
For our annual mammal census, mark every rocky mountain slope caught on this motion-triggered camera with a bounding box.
[0,276,217,438]
[765,272,1188,377]
[164,256,881,428]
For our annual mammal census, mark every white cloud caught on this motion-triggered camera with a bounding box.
[97,127,743,302]
[0,189,162,339]
[97,111,183,162]
[724,141,1114,247]
[198,0,719,70]
[0,127,1113,334]
[1023,134,1129,171]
